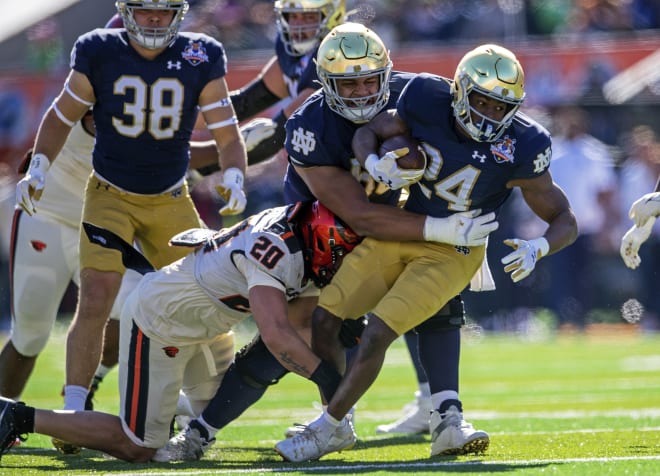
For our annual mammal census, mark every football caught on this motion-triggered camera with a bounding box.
[378,134,426,170]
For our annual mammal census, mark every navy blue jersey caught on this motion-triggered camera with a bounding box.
[283,71,415,205]
[72,28,227,193]
[398,73,552,218]
[275,36,319,96]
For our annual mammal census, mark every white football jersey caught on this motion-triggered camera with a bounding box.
[37,122,94,228]
[127,205,316,345]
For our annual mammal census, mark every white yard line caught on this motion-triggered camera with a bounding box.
[99,455,660,476]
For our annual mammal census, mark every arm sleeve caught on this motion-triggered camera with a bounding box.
[230,78,282,122]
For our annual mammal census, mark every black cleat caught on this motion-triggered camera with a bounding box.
[84,377,102,411]
[0,397,25,459]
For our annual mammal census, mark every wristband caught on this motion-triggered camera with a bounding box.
[422,215,443,241]
[530,237,550,259]
[364,153,379,173]
[29,153,51,174]
[223,167,244,189]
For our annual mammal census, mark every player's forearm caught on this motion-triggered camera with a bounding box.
[352,109,407,166]
[261,331,320,379]
[217,137,247,174]
[541,209,578,256]
[339,203,426,241]
[32,109,74,164]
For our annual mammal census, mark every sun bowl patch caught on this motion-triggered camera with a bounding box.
[490,135,516,164]
[181,40,209,66]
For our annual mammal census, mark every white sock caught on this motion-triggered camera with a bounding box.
[310,410,341,442]
[431,390,459,412]
[63,385,88,411]
[418,382,431,399]
[196,415,220,441]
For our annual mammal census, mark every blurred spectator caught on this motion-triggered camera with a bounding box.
[543,106,619,329]
[26,19,66,74]
[183,0,276,49]
[526,0,572,36]
[0,90,30,167]
[561,0,634,35]
[0,163,14,330]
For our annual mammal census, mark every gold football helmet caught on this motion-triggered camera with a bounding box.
[115,0,189,50]
[316,22,392,123]
[451,44,526,142]
[274,0,346,56]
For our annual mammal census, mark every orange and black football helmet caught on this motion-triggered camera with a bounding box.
[290,200,362,287]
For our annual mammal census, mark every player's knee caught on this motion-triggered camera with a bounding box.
[415,295,466,333]
[360,314,398,354]
[234,336,288,388]
[312,307,342,337]
[11,331,49,357]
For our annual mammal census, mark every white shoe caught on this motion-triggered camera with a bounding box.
[430,406,489,456]
[376,391,431,434]
[275,416,357,462]
[152,425,215,462]
[285,406,355,438]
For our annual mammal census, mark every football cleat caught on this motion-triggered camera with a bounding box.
[285,406,355,438]
[275,415,356,462]
[152,424,216,462]
[52,437,81,455]
[84,376,102,411]
[376,391,431,434]
[430,405,489,456]
[0,397,26,459]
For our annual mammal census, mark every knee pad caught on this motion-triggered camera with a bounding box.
[415,295,465,333]
[234,335,289,388]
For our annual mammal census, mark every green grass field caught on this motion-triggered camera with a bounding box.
[1,319,659,475]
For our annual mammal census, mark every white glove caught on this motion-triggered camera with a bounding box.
[364,151,425,190]
[423,209,499,246]
[240,117,277,152]
[215,167,247,216]
[501,237,549,283]
[628,192,660,227]
[16,152,50,216]
[620,217,655,269]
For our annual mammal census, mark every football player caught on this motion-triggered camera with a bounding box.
[14,0,247,453]
[0,113,141,413]
[0,200,361,463]
[274,43,578,461]
[195,0,348,168]
[620,176,660,269]
[195,1,441,437]
[155,23,499,463]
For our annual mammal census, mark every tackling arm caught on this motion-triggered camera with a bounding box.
[249,286,321,378]
[294,163,426,240]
